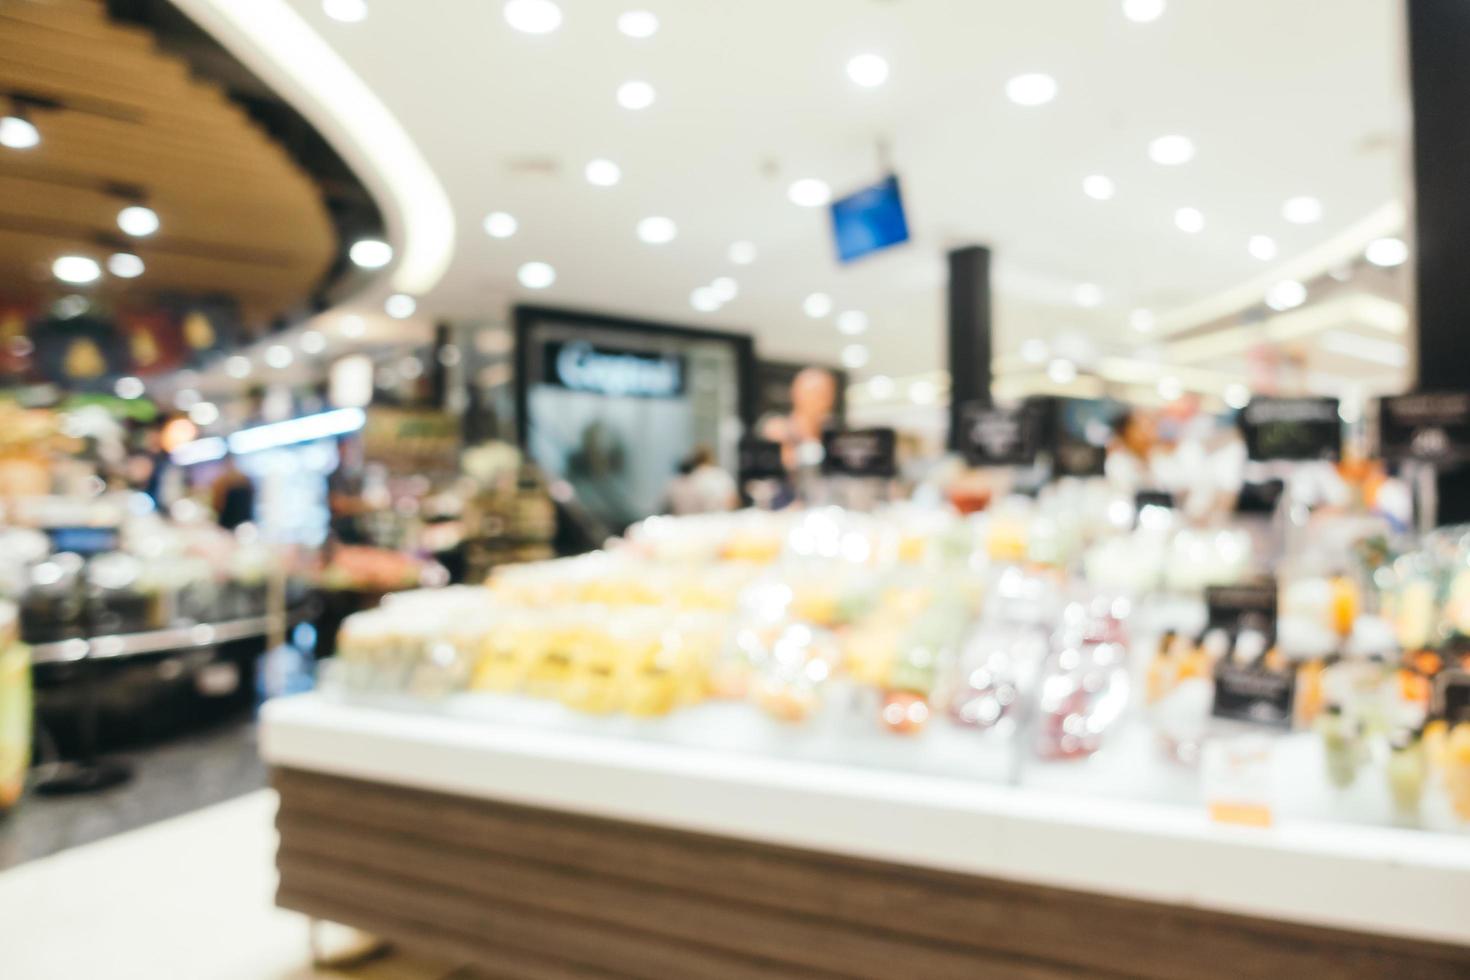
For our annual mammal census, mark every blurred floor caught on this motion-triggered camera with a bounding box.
[0,788,465,979]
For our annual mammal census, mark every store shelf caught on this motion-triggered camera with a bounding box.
[261,693,1470,948]
[30,612,301,665]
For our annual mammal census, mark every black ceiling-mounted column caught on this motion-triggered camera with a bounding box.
[1407,0,1470,523]
[947,245,992,452]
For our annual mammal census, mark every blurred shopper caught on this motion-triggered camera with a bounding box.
[1104,408,1162,494]
[212,458,256,531]
[666,446,737,515]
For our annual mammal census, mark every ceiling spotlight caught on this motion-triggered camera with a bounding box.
[1129,308,1155,332]
[0,114,39,150]
[322,0,368,23]
[107,253,145,278]
[483,211,518,238]
[1122,0,1166,23]
[1006,73,1057,106]
[691,287,721,312]
[53,255,101,284]
[727,240,757,265]
[117,205,160,237]
[868,375,895,398]
[1365,237,1409,268]
[504,0,562,34]
[636,216,677,244]
[299,330,327,355]
[841,344,870,369]
[803,292,833,318]
[1082,175,1115,201]
[1157,376,1183,401]
[846,53,890,88]
[1148,135,1195,166]
[225,355,252,379]
[1020,338,1049,364]
[1047,359,1078,384]
[517,261,556,289]
[338,314,367,338]
[113,376,145,400]
[1174,207,1204,233]
[1265,280,1307,312]
[1282,195,1323,224]
[617,80,656,110]
[349,238,393,269]
[385,293,417,318]
[787,178,831,207]
[617,10,658,38]
[711,276,738,302]
[1074,283,1103,308]
[1247,234,1278,261]
[189,401,220,427]
[585,158,621,187]
[265,344,294,369]
[1224,383,1251,410]
[837,310,869,336]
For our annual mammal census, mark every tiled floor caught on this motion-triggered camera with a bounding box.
[0,788,464,979]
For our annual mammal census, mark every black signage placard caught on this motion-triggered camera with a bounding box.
[542,340,685,398]
[1212,663,1296,729]
[1379,391,1470,467]
[1239,397,1341,462]
[959,401,1041,467]
[1434,670,1470,725]
[1049,397,1116,478]
[1235,479,1286,516]
[738,437,786,482]
[821,427,897,478]
[1135,490,1176,511]
[1204,582,1278,638]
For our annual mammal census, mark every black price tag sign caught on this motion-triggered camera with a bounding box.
[1379,392,1470,467]
[1434,670,1470,725]
[1212,663,1296,729]
[1050,397,1114,478]
[737,437,785,482]
[1205,583,1278,638]
[821,427,897,478]
[959,401,1040,467]
[1239,397,1341,462]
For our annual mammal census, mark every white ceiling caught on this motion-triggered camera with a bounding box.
[213,0,1411,386]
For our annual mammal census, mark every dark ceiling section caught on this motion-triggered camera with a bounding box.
[107,0,384,324]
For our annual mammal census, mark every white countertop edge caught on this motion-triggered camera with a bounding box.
[261,694,1470,948]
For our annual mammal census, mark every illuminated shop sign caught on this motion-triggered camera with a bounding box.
[544,340,685,398]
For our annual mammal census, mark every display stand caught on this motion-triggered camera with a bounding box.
[33,639,132,796]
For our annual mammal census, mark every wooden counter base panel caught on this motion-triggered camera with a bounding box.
[271,768,1470,980]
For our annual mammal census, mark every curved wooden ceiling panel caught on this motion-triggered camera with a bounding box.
[0,0,336,324]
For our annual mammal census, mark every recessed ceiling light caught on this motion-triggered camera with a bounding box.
[868,375,895,398]
[1148,135,1195,165]
[910,380,938,405]
[518,261,556,289]
[1157,376,1183,401]
[617,80,656,110]
[1224,383,1251,410]
[107,253,145,278]
[1047,359,1078,384]
[1129,308,1155,332]
[1122,0,1166,23]
[1282,195,1323,224]
[349,238,393,269]
[1365,237,1408,267]
[691,287,720,312]
[0,115,39,149]
[385,293,417,318]
[710,276,738,302]
[322,0,367,23]
[846,53,890,88]
[1265,280,1307,312]
[803,292,833,318]
[504,0,562,34]
[727,241,757,265]
[1005,73,1057,106]
[1020,338,1049,364]
[636,216,677,244]
[837,310,869,336]
[1075,283,1103,308]
[1174,207,1204,233]
[265,344,294,369]
[617,9,658,38]
[299,330,327,355]
[483,211,518,238]
[788,178,831,207]
[53,255,100,284]
[189,401,220,427]
[225,355,252,379]
[841,344,870,369]
[1082,175,1115,201]
[113,376,145,400]
[117,205,160,237]
[585,158,621,187]
[338,314,366,338]
[1247,235,1277,261]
